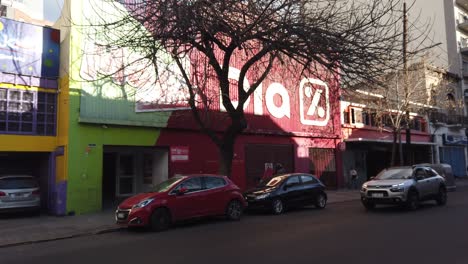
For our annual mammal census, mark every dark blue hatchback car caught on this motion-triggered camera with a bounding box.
[244,173,327,214]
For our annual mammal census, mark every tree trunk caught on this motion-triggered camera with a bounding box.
[391,128,397,166]
[219,138,235,176]
[405,126,412,166]
[218,114,247,177]
[398,128,404,166]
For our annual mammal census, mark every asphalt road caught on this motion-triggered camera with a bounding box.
[1,188,467,264]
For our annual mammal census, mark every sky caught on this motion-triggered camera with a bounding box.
[43,0,64,22]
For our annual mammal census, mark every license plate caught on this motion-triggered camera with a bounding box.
[10,192,29,198]
[372,193,384,198]
[117,213,126,219]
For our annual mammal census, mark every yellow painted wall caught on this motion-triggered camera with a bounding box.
[0,135,57,152]
[56,76,70,182]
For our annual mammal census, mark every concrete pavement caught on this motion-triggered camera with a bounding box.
[0,209,120,248]
[1,178,467,249]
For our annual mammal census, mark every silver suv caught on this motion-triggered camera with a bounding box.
[360,166,447,210]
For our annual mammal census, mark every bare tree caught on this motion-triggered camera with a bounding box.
[78,0,430,176]
[344,61,457,166]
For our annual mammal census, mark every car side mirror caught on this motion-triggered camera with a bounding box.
[177,187,188,195]
[370,176,375,180]
[284,183,294,190]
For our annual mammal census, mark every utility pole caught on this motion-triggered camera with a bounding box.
[403,1,411,166]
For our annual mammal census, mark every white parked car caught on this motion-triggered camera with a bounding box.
[0,175,41,213]
[360,166,447,210]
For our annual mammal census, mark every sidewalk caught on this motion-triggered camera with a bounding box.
[3,181,467,249]
[0,209,120,248]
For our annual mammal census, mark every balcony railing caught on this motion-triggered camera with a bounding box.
[457,0,468,12]
[458,16,468,33]
[461,39,468,55]
[463,66,468,78]
[429,112,468,127]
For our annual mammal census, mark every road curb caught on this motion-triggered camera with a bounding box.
[328,198,360,204]
[0,226,123,249]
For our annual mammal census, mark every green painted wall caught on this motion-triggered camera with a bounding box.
[66,118,160,214]
[64,0,172,214]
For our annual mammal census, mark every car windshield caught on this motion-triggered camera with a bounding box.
[375,168,413,180]
[0,177,38,189]
[151,176,184,193]
[263,176,286,187]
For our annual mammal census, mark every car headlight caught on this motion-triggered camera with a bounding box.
[361,183,368,192]
[255,193,271,200]
[132,198,154,209]
[390,183,405,192]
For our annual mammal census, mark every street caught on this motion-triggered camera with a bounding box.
[1,188,467,264]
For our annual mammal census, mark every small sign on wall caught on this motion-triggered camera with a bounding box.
[171,146,189,162]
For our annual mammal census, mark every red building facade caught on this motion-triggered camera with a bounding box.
[154,59,343,190]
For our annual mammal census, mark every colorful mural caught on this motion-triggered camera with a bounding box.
[0,17,60,78]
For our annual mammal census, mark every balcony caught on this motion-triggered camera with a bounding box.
[429,112,468,128]
[460,39,468,55]
[457,0,468,12]
[463,67,468,78]
[458,17,468,33]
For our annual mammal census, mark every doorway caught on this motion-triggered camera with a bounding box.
[102,146,169,209]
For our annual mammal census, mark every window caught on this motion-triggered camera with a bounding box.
[0,177,38,189]
[142,154,154,184]
[300,175,318,184]
[370,112,378,127]
[383,115,393,127]
[36,92,57,135]
[350,108,363,124]
[414,168,427,179]
[285,176,300,186]
[0,88,57,135]
[343,110,350,124]
[363,112,370,126]
[175,177,202,193]
[204,177,226,189]
[426,168,438,177]
[0,5,6,17]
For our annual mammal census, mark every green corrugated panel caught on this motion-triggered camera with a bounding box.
[79,89,171,127]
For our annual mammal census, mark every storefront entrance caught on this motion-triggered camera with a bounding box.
[102,146,169,209]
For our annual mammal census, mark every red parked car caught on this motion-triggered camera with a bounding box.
[115,174,247,231]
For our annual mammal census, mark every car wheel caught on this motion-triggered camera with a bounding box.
[436,187,447,206]
[225,200,243,221]
[406,191,419,211]
[315,193,327,209]
[150,208,171,232]
[362,200,375,210]
[271,199,285,215]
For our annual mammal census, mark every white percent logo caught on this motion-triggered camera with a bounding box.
[304,86,326,118]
